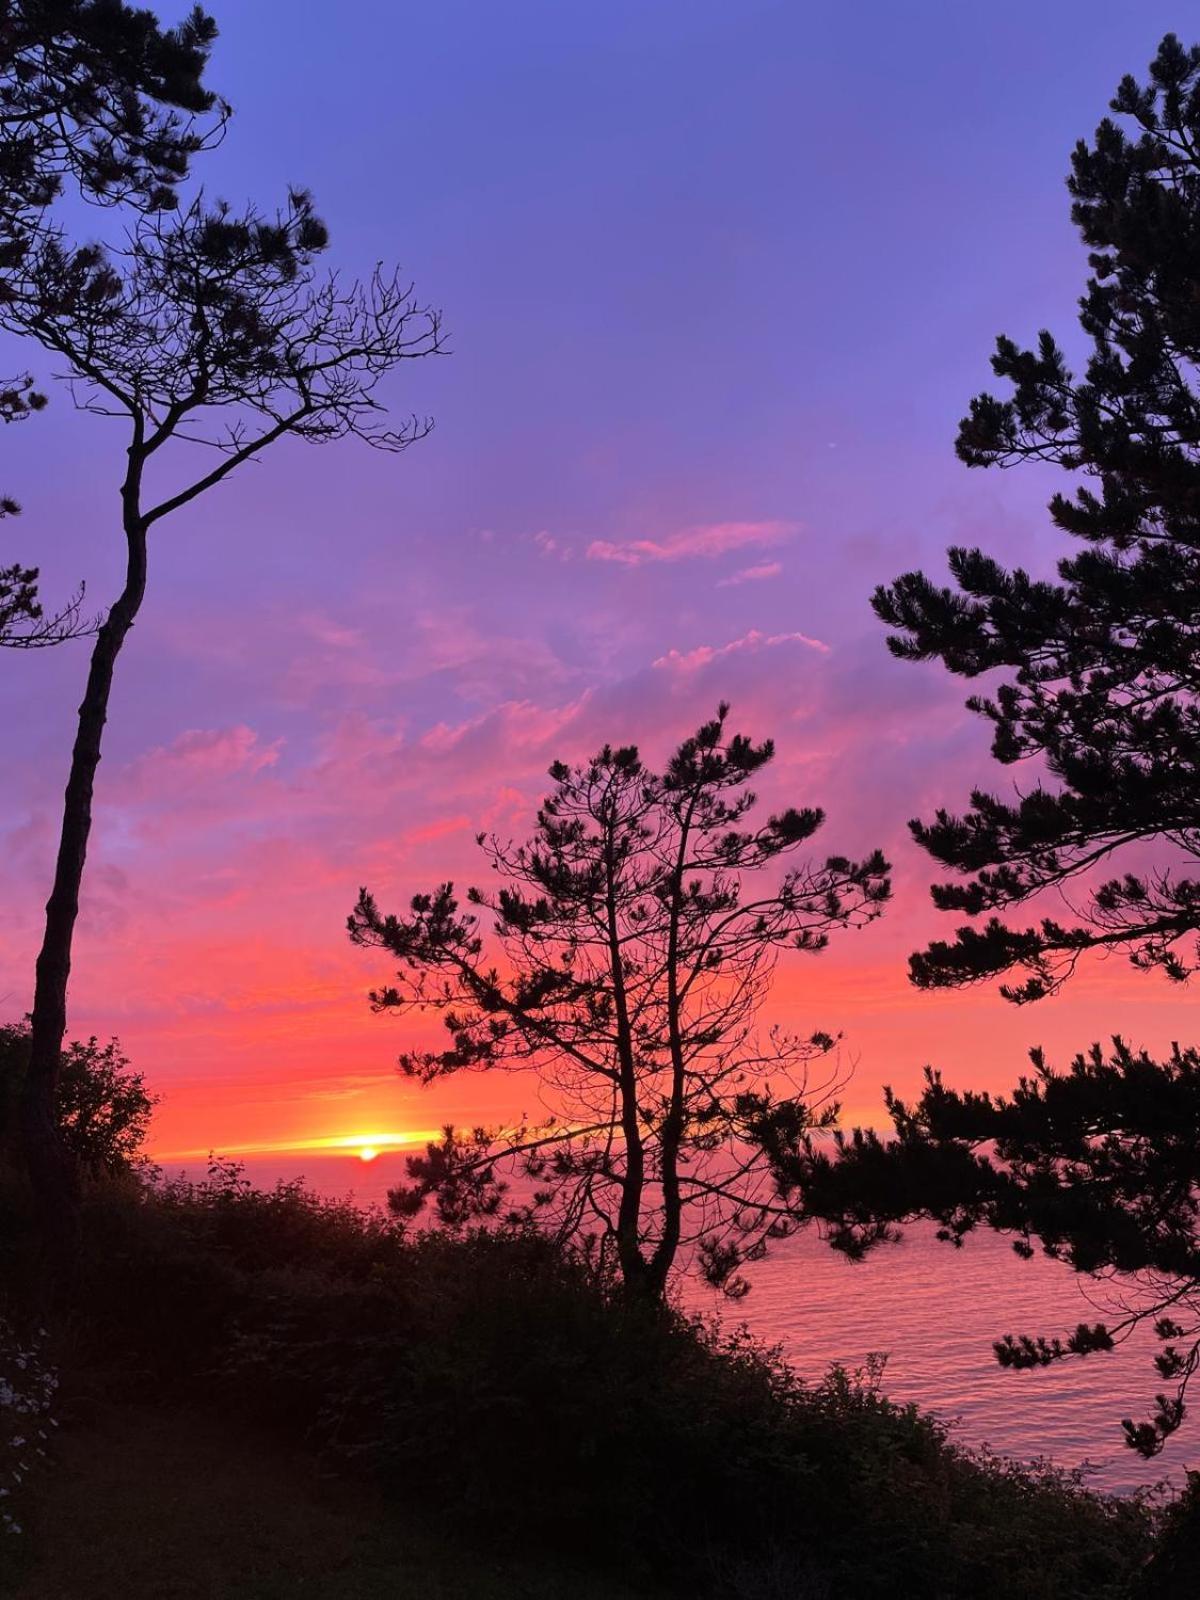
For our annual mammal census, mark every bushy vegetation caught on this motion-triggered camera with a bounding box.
[0,1159,1162,1599]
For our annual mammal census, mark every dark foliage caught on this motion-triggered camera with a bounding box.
[765,1038,1200,1456]
[0,545,89,647]
[0,0,221,645]
[0,1163,1155,1599]
[874,35,1200,1002]
[1138,1473,1200,1599]
[351,705,889,1302]
[0,0,219,224]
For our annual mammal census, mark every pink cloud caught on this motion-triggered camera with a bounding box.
[717,561,783,588]
[653,629,830,673]
[7,589,1195,1168]
[585,519,796,567]
[532,530,572,561]
[418,695,592,762]
[115,727,283,797]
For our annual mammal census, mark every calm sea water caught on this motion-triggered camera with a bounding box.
[196,1152,1189,1496]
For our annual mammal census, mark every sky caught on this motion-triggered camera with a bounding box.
[0,0,1195,1161]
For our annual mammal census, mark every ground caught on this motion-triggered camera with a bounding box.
[5,1399,656,1600]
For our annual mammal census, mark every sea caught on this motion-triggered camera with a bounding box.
[189,1151,1192,1498]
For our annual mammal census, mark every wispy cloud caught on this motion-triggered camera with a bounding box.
[117,726,283,792]
[653,629,830,674]
[586,520,795,568]
[717,561,783,588]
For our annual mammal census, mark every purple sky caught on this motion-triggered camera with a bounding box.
[2,2,1195,1154]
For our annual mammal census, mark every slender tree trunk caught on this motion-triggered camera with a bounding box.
[600,801,650,1301]
[647,802,695,1302]
[22,476,146,1241]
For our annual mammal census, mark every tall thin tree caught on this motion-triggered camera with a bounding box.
[7,192,442,1228]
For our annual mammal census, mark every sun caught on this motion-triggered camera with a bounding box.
[358,1145,379,1163]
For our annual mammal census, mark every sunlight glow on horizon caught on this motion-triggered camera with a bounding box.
[154,1129,439,1162]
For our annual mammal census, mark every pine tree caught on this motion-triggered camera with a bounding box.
[350,706,890,1304]
[877,34,1200,1002]
[750,35,1200,1462]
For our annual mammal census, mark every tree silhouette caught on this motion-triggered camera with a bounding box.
[0,1021,153,1176]
[875,34,1200,1002]
[0,0,221,644]
[761,1039,1200,1457]
[0,547,88,646]
[11,188,442,1231]
[350,706,890,1303]
[0,1,218,224]
[761,32,1200,1464]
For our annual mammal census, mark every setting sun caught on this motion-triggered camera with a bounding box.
[358,1146,379,1163]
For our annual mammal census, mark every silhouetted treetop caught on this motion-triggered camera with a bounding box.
[0,1020,153,1174]
[874,33,1200,1001]
[0,0,220,226]
[4,188,442,511]
[0,0,222,642]
[351,706,890,1304]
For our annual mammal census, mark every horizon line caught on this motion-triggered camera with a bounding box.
[153,1130,443,1161]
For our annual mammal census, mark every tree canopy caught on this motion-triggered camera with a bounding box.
[351,706,890,1303]
[875,34,1200,1002]
[0,0,218,226]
